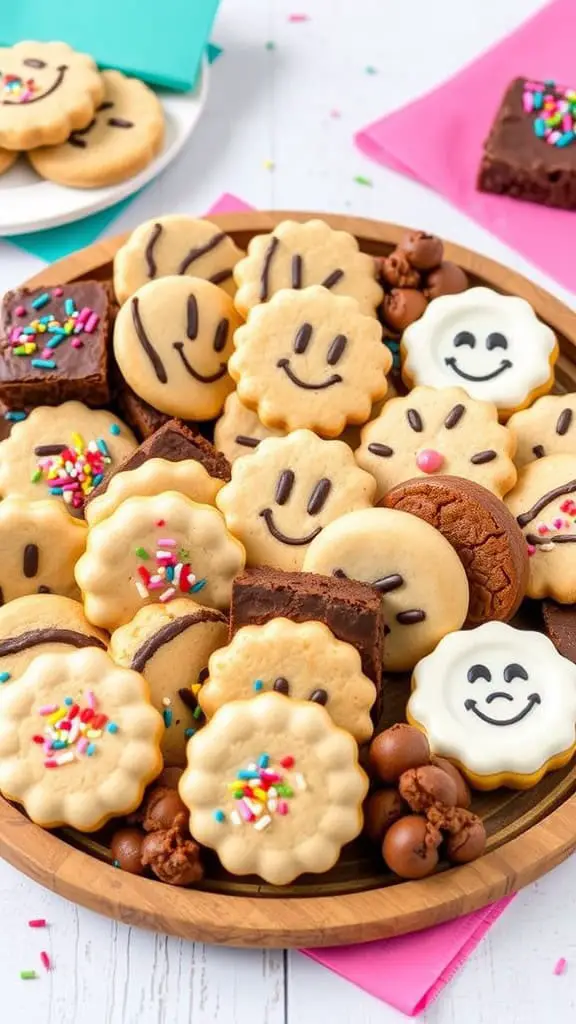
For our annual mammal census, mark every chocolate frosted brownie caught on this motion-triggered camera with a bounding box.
[478,77,576,210]
[230,566,385,689]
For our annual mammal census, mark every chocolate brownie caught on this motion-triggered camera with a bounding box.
[230,566,385,689]
[113,373,172,438]
[478,77,576,210]
[0,282,110,407]
[542,601,576,663]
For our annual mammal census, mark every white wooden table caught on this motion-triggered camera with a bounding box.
[1,1,576,1021]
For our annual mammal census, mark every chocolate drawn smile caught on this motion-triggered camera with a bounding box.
[464,693,541,726]
[277,358,342,390]
[2,64,68,105]
[444,357,512,382]
[259,508,322,546]
[173,342,227,383]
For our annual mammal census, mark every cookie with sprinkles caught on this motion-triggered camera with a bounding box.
[0,281,111,408]
[508,394,576,470]
[110,599,228,766]
[0,647,163,830]
[179,692,368,885]
[0,401,136,515]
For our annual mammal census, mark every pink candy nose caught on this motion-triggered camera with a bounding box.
[416,449,444,473]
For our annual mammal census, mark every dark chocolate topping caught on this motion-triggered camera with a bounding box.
[186,295,198,339]
[108,117,134,128]
[407,409,423,432]
[556,408,573,435]
[470,450,497,464]
[532,444,546,458]
[259,236,279,301]
[307,478,331,515]
[273,677,290,694]
[292,254,302,289]
[173,343,227,383]
[276,359,342,390]
[235,435,260,449]
[275,470,295,505]
[34,444,67,457]
[213,318,229,353]
[259,508,322,546]
[444,404,466,429]
[23,543,38,578]
[368,443,393,457]
[396,609,426,624]
[526,532,576,545]
[178,687,198,711]
[0,628,105,657]
[373,574,404,593]
[327,334,347,366]
[209,268,234,285]
[517,479,576,527]
[503,662,528,682]
[131,609,226,673]
[178,233,227,275]
[294,323,312,354]
[309,688,328,705]
[131,297,167,384]
[3,65,67,106]
[321,269,344,289]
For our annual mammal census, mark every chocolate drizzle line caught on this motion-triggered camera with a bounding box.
[517,479,576,527]
[373,574,404,593]
[407,409,423,432]
[187,294,198,339]
[470,450,497,464]
[145,223,162,278]
[309,688,328,705]
[444,404,466,429]
[526,532,576,546]
[259,236,279,301]
[108,117,134,128]
[235,435,260,448]
[292,254,302,289]
[37,585,51,594]
[532,444,546,459]
[321,269,344,289]
[209,268,233,285]
[368,443,393,457]
[34,444,66,457]
[178,232,227,275]
[131,297,168,384]
[131,610,226,673]
[556,408,573,436]
[0,629,105,658]
[274,677,290,694]
[307,478,332,515]
[23,544,38,578]
[97,101,114,112]
[396,609,426,624]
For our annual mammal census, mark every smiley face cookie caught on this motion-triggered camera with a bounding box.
[0,498,86,604]
[0,42,105,150]
[199,618,376,742]
[355,386,517,500]
[114,216,245,304]
[0,401,136,514]
[214,392,285,463]
[303,507,469,671]
[113,276,241,420]
[233,218,383,317]
[75,492,245,630]
[179,692,368,885]
[215,430,375,571]
[86,457,223,527]
[28,70,164,188]
[0,647,163,830]
[505,454,576,602]
[229,286,391,437]
[407,622,576,789]
[401,287,558,419]
[508,394,576,469]
[110,600,228,766]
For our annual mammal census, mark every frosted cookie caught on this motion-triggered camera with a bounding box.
[230,286,391,437]
[199,618,376,742]
[0,42,104,150]
[508,394,576,469]
[110,600,228,766]
[0,149,17,175]
[505,454,576,602]
[86,458,223,527]
[0,498,86,604]
[75,492,245,630]
[28,70,164,188]
[0,594,107,686]
[407,622,576,789]
[355,386,517,500]
[214,392,284,463]
[113,275,241,420]
[0,647,163,829]
[179,692,368,885]
[0,401,136,514]
[401,287,558,419]
[303,507,469,671]
[215,430,375,571]
[233,218,383,317]
[114,217,244,304]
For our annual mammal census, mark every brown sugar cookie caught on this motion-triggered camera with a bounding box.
[382,475,529,625]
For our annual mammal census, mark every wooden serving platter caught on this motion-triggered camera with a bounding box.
[1,211,576,948]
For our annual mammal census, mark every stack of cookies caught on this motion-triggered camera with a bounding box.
[0,211,574,888]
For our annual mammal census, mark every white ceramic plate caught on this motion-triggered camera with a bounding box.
[0,61,209,236]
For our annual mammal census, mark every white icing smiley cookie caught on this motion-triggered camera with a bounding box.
[215,430,375,571]
[408,621,576,789]
[507,394,576,469]
[355,385,517,500]
[401,287,558,419]
[0,42,104,150]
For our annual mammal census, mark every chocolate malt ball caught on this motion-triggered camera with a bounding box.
[369,724,430,784]
[110,827,146,875]
[363,788,405,843]
[141,826,204,886]
[445,815,487,864]
[141,786,189,833]
[401,230,444,271]
[381,288,428,332]
[424,260,468,299]
[399,765,458,812]
[383,815,441,879]
[380,249,421,289]
[431,756,471,809]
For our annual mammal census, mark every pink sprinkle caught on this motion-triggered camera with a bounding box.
[329,108,341,118]
[28,919,47,928]
[44,759,58,768]
[548,130,561,144]
[288,12,309,21]
[148,580,164,591]
[563,115,573,131]
[157,539,177,548]
[522,92,534,112]
[70,338,83,349]
[76,737,88,755]
[62,482,80,491]
[40,348,53,360]
[9,327,22,342]
[38,704,58,716]
[554,957,567,975]
[84,312,100,334]
[553,517,564,529]
[40,951,51,972]
[87,691,96,710]
[527,544,536,557]
[537,523,549,535]
[260,769,281,782]
[76,306,92,325]
[52,287,63,297]
[238,799,255,822]
[159,587,176,603]
[277,800,289,815]
[14,305,26,317]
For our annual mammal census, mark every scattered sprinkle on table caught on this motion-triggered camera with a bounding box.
[288,13,309,21]
[265,41,276,50]
[354,174,372,186]
[20,970,37,980]
[365,65,377,75]
[40,951,51,972]
[554,957,567,975]
[263,159,275,171]
[28,919,47,928]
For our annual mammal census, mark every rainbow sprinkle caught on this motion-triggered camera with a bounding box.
[34,692,119,768]
[1,74,39,104]
[8,288,100,371]
[213,754,305,830]
[32,433,112,511]
[133,527,206,604]
[524,80,576,148]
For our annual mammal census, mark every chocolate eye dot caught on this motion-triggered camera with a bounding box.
[309,688,328,705]
[486,332,508,351]
[293,323,312,354]
[213,317,229,352]
[273,677,290,695]
[454,331,476,348]
[275,469,295,505]
[23,58,47,69]
[307,478,331,515]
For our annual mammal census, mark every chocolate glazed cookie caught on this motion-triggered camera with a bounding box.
[381,475,529,625]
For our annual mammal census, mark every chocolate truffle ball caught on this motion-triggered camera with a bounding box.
[399,765,458,812]
[363,788,405,843]
[110,827,146,875]
[141,786,189,833]
[141,826,204,886]
[383,815,441,879]
[369,724,430,784]
[424,261,468,299]
[380,249,421,289]
[445,815,487,864]
[401,231,444,271]
[381,288,428,332]
[431,756,471,809]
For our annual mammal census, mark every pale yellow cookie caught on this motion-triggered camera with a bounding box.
[0,498,86,604]
[85,457,223,527]
[0,594,108,686]
[216,430,376,571]
[75,491,245,630]
[179,691,368,885]
[214,392,285,463]
[28,70,164,189]
[0,401,136,513]
[0,42,104,150]
[200,618,376,742]
[0,149,17,175]
[0,647,163,830]
[113,275,241,420]
[505,454,576,602]
[355,386,517,501]
[303,507,469,672]
[229,286,391,438]
[110,599,228,766]
[114,216,245,304]
[233,218,383,317]
[508,394,576,469]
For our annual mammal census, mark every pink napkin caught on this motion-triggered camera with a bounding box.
[355,0,576,293]
[205,193,254,217]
